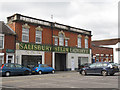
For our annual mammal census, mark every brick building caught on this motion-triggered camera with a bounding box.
[92,38,120,64]
[0,21,16,65]
[7,13,92,71]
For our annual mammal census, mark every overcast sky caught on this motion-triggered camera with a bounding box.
[0,0,119,40]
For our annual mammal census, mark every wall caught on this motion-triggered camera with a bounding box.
[92,46,113,62]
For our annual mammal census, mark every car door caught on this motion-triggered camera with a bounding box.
[95,63,103,74]
[86,63,96,74]
[15,64,24,74]
[44,64,52,72]
[44,64,51,72]
[40,64,47,72]
[5,64,16,75]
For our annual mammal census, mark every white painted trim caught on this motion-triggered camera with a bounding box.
[6,53,14,63]
[52,52,55,69]
[16,50,44,65]
[0,34,4,49]
[0,53,4,56]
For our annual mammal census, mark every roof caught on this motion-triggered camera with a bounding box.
[0,21,16,35]
[92,38,120,46]
[7,13,92,36]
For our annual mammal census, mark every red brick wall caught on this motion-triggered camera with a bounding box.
[45,52,52,66]
[2,35,16,63]
[92,46,113,62]
[8,22,91,65]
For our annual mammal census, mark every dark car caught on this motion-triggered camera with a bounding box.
[0,63,31,77]
[78,63,91,69]
[79,62,119,76]
[32,64,55,75]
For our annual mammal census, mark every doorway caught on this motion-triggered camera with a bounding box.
[78,57,88,69]
[55,53,66,71]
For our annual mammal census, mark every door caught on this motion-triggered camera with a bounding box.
[15,64,24,74]
[71,57,75,71]
[6,54,14,63]
[95,63,103,74]
[40,64,47,72]
[86,63,96,74]
[5,64,16,75]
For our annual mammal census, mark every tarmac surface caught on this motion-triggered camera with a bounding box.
[1,71,120,89]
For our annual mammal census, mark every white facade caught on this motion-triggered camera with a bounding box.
[52,49,91,70]
[15,50,45,65]
[101,42,120,64]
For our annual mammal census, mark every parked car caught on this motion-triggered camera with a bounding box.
[110,63,120,71]
[0,63,31,77]
[79,62,119,76]
[78,63,92,69]
[32,64,55,75]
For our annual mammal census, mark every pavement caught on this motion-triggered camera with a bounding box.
[0,71,120,89]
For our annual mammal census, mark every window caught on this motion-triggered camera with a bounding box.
[36,30,42,44]
[78,37,81,48]
[102,63,107,67]
[110,56,113,62]
[96,63,102,67]
[59,33,64,46]
[0,35,4,49]
[55,38,58,46]
[65,39,68,46]
[0,56,4,65]
[15,64,22,68]
[22,28,29,42]
[89,63,96,68]
[44,64,49,67]
[8,56,13,63]
[85,38,88,48]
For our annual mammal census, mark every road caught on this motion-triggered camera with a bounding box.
[1,71,119,89]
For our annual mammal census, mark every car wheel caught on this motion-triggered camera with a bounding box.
[81,70,86,76]
[101,71,107,76]
[52,70,55,74]
[5,72,10,77]
[38,70,42,75]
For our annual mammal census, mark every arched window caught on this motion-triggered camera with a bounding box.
[22,23,30,42]
[35,26,43,44]
[36,30,42,44]
[59,33,64,46]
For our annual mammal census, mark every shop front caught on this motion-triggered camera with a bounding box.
[16,42,91,71]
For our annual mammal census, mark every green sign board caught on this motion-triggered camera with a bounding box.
[6,49,14,53]
[19,42,90,54]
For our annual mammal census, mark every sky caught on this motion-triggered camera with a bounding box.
[0,0,119,40]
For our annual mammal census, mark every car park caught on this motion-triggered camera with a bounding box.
[79,62,119,76]
[32,64,55,75]
[0,63,31,77]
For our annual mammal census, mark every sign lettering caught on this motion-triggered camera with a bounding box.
[18,42,90,54]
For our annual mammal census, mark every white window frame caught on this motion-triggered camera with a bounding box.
[77,37,81,48]
[55,37,58,46]
[85,38,88,48]
[36,30,42,44]
[59,33,64,46]
[22,28,29,42]
[65,39,68,46]
[0,34,4,49]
